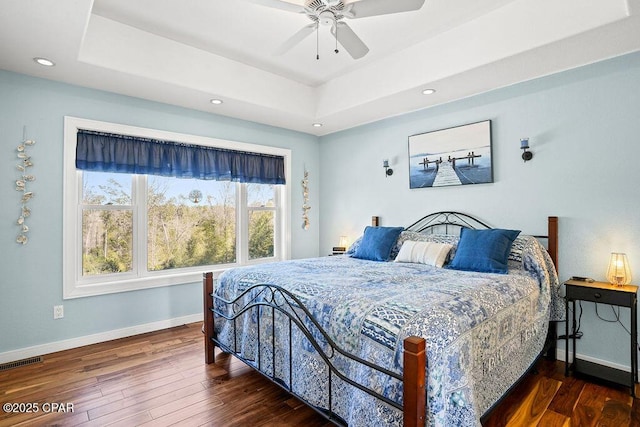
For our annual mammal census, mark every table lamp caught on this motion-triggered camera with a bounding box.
[607,252,631,286]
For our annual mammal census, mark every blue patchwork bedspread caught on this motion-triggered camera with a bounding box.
[214,237,562,426]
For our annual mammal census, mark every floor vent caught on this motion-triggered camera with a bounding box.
[0,356,43,371]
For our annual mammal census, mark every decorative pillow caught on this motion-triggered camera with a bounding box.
[352,226,404,261]
[393,231,460,261]
[448,228,521,274]
[394,241,453,268]
[508,235,538,262]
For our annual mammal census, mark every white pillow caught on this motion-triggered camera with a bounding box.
[394,240,453,268]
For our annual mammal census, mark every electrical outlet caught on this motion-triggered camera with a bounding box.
[53,305,64,319]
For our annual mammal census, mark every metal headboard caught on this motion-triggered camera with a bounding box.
[405,211,492,235]
[405,211,558,270]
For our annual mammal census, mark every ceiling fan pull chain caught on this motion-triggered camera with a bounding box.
[316,23,320,60]
[334,23,339,54]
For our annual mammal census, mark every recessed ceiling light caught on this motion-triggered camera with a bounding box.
[210,99,223,105]
[33,57,55,67]
[312,123,323,128]
[422,88,436,95]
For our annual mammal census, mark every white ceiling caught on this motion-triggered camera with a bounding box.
[1,0,639,136]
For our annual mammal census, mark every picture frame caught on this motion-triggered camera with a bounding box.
[408,120,493,189]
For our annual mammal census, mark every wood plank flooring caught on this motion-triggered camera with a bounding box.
[0,323,638,426]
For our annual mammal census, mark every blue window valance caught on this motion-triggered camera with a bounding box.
[76,130,286,185]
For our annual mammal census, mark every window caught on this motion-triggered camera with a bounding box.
[81,171,134,276]
[247,184,277,260]
[145,176,237,271]
[64,117,291,299]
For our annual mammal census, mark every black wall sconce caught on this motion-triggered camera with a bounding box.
[383,159,393,177]
[520,138,533,162]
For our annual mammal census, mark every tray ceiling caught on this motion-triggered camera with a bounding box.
[0,0,639,135]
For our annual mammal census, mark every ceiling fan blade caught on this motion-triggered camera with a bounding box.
[246,0,306,13]
[274,24,316,55]
[331,22,369,59]
[346,0,425,19]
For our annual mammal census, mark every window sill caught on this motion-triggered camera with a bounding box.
[64,258,282,299]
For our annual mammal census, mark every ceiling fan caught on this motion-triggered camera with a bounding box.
[251,0,426,60]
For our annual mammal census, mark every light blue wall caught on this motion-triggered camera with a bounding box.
[319,52,640,368]
[3,51,640,368]
[0,70,320,353]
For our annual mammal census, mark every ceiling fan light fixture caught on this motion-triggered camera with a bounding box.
[318,10,335,26]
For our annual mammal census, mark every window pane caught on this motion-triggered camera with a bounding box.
[82,171,132,205]
[247,183,275,207]
[82,209,133,275]
[249,210,274,260]
[147,177,236,271]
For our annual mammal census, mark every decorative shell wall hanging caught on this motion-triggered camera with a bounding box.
[15,133,35,245]
[302,169,310,230]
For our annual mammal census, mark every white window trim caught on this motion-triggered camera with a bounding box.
[63,116,291,299]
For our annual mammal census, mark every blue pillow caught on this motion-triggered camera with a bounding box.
[352,226,404,261]
[448,228,521,274]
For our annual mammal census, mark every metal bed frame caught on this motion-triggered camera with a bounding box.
[203,212,559,426]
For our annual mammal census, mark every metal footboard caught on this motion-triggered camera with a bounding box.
[203,272,427,426]
[211,282,402,423]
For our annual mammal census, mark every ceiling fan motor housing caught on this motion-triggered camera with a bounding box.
[305,0,346,22]
[314,0,342,8]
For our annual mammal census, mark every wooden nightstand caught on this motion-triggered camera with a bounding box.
[564,279,638,396]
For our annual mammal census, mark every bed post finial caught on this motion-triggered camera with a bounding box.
[403,336,426,427]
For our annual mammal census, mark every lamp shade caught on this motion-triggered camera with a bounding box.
[607,252,632,285]
[339,236,348,248]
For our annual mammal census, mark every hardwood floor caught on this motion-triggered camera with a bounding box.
[0,323,638,426]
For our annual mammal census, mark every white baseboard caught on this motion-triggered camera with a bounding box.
[0,313,203,364]
[555,347,632,372]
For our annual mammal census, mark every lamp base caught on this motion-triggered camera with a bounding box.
[609,280,627,287]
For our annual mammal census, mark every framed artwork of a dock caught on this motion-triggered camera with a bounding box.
[408,120,493,189]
